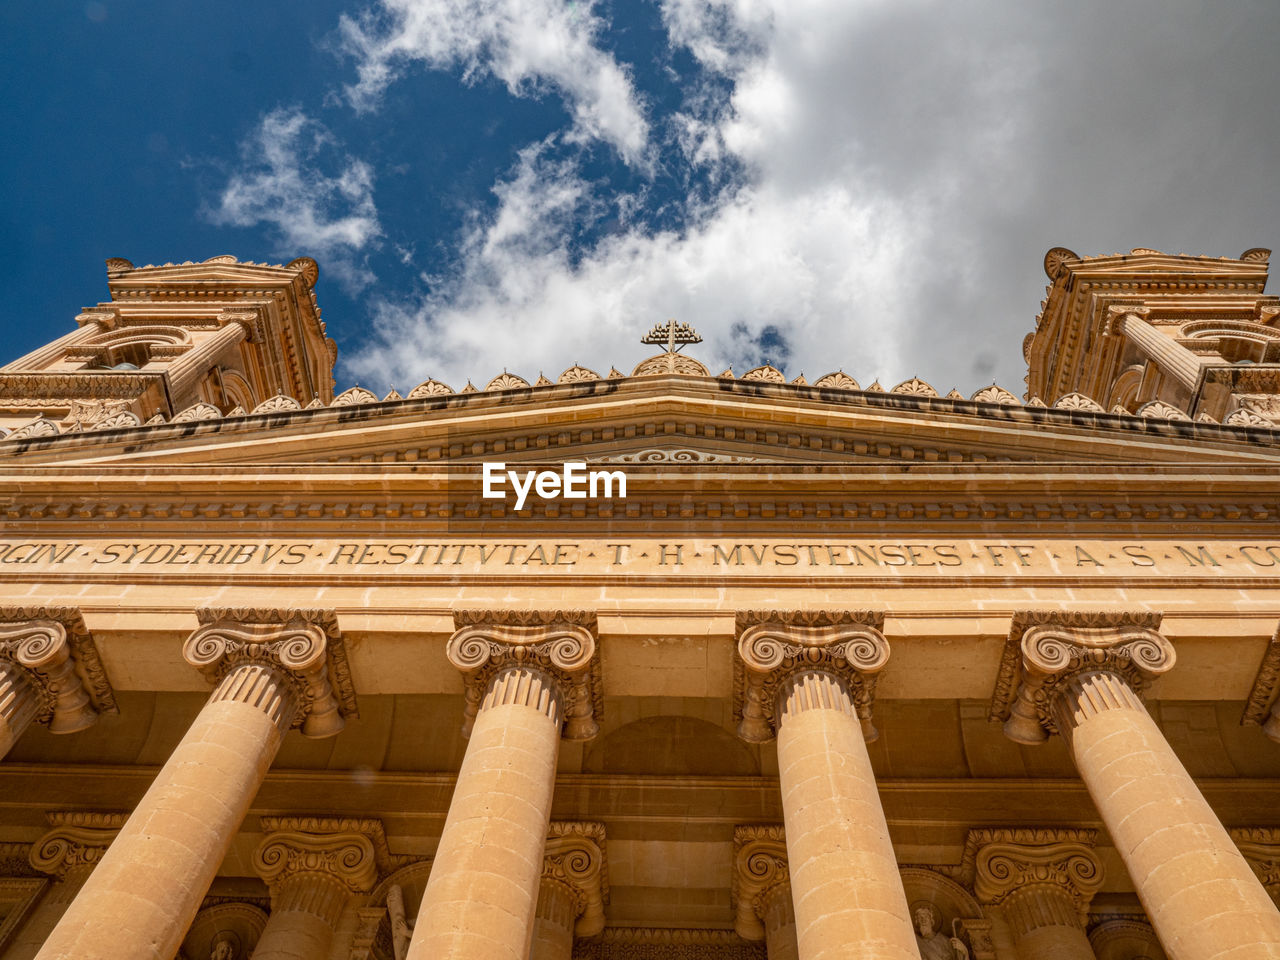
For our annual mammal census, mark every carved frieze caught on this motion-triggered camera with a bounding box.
[732,824,789,940]
[573,927,765,960]
[989,612,1170,742]
[0,606,117,728]
[185,608,358,737]
[734,610,888,742]
[448,610,601,740]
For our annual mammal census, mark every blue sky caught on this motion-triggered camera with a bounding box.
[3,0,1279,397]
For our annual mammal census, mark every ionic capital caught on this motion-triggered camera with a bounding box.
[448,611,601,740]
[29,812,128,882]
[218,308,266,343]
[253,818,384,923]
[971,829,1103,928]
[1103,303,1153,336]
[184,608,357,738]
[0,607,116,733]
[1231,828,1280,902]
[732,824,790,941]
[541,822,608,937]
[1242,626,1280,742]
[990,612,1173,745]
[734,611,888,742]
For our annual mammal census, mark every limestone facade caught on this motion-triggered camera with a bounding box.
[0,250,1278,958]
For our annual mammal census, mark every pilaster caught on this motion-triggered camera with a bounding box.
[29,813,127,886]
[732,825,790,942]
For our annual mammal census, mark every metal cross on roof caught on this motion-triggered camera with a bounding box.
[641,319,702,353]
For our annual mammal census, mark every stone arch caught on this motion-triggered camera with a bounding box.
[1106,366,1145,413]
[582,715,760,776]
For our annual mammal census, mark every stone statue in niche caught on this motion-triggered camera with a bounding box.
[387,883,414,960]
[912,901,970,960]
[208,930,240,960]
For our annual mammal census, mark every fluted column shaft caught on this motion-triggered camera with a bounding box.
[761,882,800,960]
[0,664,40,757]
[252,873,350,960]
[1000,885,1095,960]
[1117,313,1205,394]
[34,663,296,960]
[166,318,251,404]
[407,666,563,960]
[1059,670,1280,959]
[529,876,577,960]
[776,670,916,960]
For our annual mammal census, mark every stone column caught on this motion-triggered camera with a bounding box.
[735,611,916,960]
[972,830,1102,960]
[733,825,799,960]
[0,608,115,757]
[529,823,608,960]
[34,609,354,960]
[165,310,258,404]
[1089,919,1167,960]
[1111,308,1206,394]
[1233,829,1280,909]
[251,818,382,960]
[993,615,1280,960]
[405,611,601,960]
[6,814,125,959]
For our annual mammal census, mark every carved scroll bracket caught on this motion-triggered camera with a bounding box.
[29,812,129,881]
[448,611,601,740]
[1242,626,1280,742]
[989,612,1172,744]
[732,824,789,941]
[185,609,358,738]
[543,821,608,937]
[733,611,888,743]
[0,607,117,732]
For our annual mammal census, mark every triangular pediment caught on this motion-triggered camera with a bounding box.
[4,373,1279,472]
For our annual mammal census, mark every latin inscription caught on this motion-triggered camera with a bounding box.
[4,539,1280,578]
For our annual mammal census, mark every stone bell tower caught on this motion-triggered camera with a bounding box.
[1025,246,1280,424]
[0,255,336,436]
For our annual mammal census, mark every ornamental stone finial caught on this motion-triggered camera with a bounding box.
[0,607,116,734]
[185,609,357,738]
[542,822,608,937]
[732,825,789,941]
[734,611,888,742]
[448,611,601,740]
[989,612,1173,744]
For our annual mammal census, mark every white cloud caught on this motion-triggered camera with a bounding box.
[337,0,650,164]
[210,107,381,291]
[345,144,912,390]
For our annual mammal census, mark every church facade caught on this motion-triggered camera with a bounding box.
[0,248,1278,959]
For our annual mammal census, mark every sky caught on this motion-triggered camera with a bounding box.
[2,0,1278,397]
